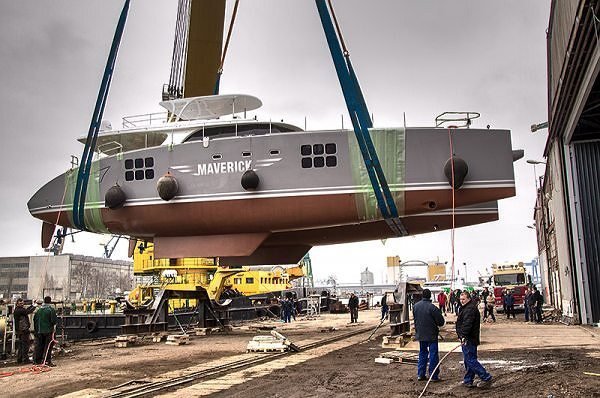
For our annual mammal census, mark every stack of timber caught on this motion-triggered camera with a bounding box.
[115,335,138,348]
[381,333,412,349]
[166,334,190,346]
[375,350,419,364]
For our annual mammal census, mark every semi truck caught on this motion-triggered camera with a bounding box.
[492,263,531,312]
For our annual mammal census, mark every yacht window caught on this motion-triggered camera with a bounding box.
[301,145,312,156]
[145,169,154,179]
[125,171,134,181]
[134,158,144,168]
[313,144,324,155]
[325,143,337,154]
[212,154,222,160]
[314,157,325,168]
[145,157,154,167]
[184,123,299,142]
[242,151,252,157]
[301,158,312,168]
[125,159,134,169]
[135,170,144,180]
[270,150,280,156]
[326,156,337,167]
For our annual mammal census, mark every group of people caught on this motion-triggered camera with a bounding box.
[12,296,57,367]
[413,288,492,389]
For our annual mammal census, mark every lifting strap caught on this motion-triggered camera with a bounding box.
[315,0,406,236]
[214,0,241,95]
[167,0,192,100]
[72,0,130,231]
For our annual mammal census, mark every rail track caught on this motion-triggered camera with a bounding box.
[104,325,376,398]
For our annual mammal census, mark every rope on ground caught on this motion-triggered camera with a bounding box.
[417,342,462,398]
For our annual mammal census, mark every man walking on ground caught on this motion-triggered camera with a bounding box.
[348,293,359,323]
[413,289,446,382]
[13,298,35,364]
[456,291,493,388]
[437,291,447,316]
[33,296,57,367]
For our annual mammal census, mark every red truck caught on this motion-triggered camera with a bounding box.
[492,263,530,312]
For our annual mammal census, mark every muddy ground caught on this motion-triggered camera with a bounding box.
[1,309,599,398]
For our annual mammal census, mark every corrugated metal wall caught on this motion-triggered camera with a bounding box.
[548,0,580,103]
[573,140,600,323]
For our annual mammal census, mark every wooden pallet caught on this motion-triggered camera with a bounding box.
[379,350,419,364]
[115,335,138,348]
[246,335,288,353]
[166,334,190,346]
[382,334,412,349]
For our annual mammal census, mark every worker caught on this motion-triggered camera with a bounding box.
[504,290,516,319]
[380,293,389,320]
[456,291,492,388]
[449,290,456,313]
[282,298,293,323]
[532,286,543,323]
[413,288,445,382]
[481,287,490,319]
[524,287,532,322]
[348,293,359,323]
[483,292,496,323]
[33,296,57,367]
[437,291,447,316]
[13,298,35,364]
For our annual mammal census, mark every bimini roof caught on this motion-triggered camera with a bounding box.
[159,94,262,121]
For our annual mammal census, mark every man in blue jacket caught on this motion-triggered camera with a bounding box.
[413,289,446,382]
[456,291,492,388]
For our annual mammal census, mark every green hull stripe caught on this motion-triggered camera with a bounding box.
[64,162,109,233]
[348,128,406,221]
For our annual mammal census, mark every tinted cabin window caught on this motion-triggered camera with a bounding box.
[184,123,299,142]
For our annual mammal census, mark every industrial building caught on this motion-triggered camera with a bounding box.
[535,0,600,325]
[0,254,133,301]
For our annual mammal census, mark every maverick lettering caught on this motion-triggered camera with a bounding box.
[194,160,252,176]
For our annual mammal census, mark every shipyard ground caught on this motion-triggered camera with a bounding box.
[1,310,599,398]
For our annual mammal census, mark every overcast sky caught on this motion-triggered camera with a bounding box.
[0,1,550,284]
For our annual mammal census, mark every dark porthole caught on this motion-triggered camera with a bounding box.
[326,156,337,167]
[325,143,337,154]
[134,158,144,168]
[125,159,134,169]
[270,150,280,156]
[145,157,154,167]
[135,170,144,180]
[301,145,312,156]
[314,156,325,168]
[145,169,154,179]
[301,157,312,168]
[242,151,251,157]
[125,171,134,181]
[313,144,324,155]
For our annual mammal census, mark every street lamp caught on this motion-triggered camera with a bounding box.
[526,159,546,189]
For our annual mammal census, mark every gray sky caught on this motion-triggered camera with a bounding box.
[0,1,550,283]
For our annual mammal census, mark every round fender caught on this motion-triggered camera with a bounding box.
[105,185,126,209]
[444,156,469,189]
[241,170,259,190]
[157,173,179,201]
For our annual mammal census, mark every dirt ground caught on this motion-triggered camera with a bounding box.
[1,309,599,398]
